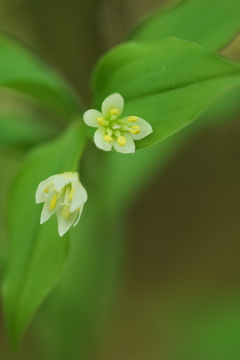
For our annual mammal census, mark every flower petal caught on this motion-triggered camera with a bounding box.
[128,118,153,140]
[40,191,62,224]
[35,176,55,203]
[102,93,124,118]
[73,206,84,227]
[53,172,76,192]
[83,109,103,128]
[56,209,79,237]
[112,133,135,154]
[70,182,88,212]
[94,127,113,151]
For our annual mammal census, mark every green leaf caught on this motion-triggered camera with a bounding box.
[129,0,240,52]
[2,122,86,347]
[0,112,58,146]
[93,38,240,149]
[0,33,82,119]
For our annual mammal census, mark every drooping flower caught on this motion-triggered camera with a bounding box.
[83,93,153,154]
[35,172,87,237]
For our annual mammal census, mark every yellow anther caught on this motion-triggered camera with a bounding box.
[62,206,70,219]
[76,207,81,211]
[49,194,58,210]
[130,125,141,134]
[69,188,74,200]
[128,116,138,122]
[43,187,50,193]
[104,134,113,143]
[110,109,119,116]
[117,136,127,146]
[97,117,106,126]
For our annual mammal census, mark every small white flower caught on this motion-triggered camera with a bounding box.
[83,93,153,154]
[35,172,87,237]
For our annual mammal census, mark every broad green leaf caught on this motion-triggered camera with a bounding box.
[2,122,86,347]
[129,0,240,52]
[93,38,240,149]
[0,113,58,146]
[0,33,82,119]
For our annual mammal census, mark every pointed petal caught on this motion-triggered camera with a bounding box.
[73,206,84,227]
[102,93,124,118]
[70,182,88,212]
[94,127,113,151]
[35,176,55,203]
[129,118,153,140]
[83,109,103,128]
[112,133,135,154]
[56,210,78,237]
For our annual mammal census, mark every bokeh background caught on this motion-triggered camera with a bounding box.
[1,0,240,359]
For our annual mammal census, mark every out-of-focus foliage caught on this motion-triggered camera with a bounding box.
[0,34,82,119]
[2,123,86,347]
[129,0,240,52]
[0,112,57,146]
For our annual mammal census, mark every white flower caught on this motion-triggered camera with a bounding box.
[35,172,87,237]
[83,93,153,154]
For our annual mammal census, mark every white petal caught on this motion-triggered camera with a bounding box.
[83,109,103,128]
[73,206,84,227]
[129,118,153,140]
[35,176,55,203]
[70,182,88,213]
[94,127,113,151]
[56,209,78,237]
[112,133,135,154]
[40,191,62,224]
[53,172,76,192]
[102,93,124,118]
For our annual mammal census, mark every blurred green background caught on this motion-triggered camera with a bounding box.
[1,0,240,359]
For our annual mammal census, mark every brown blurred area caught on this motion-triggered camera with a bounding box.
[99,119,240,360]
[0,0,170,106]
[0,0,240,359]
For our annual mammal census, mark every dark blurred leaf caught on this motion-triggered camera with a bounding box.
[2,122,86,347]
[129,0,240,52]
[0,33,82,119]
[0,113,58,146]
[93,38,240,149]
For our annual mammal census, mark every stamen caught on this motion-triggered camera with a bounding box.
[43,187,50,193]
[104,135,113,143]
[49,194,58,210]
[110,109,119,116]
[117,136,127,146]
[62,206,70,219]
[69,188,74,200]
[130,125,141,134]
[97,117,107,126]
[128,116,138,122]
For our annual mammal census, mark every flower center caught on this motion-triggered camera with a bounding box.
[99,111,141,147]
